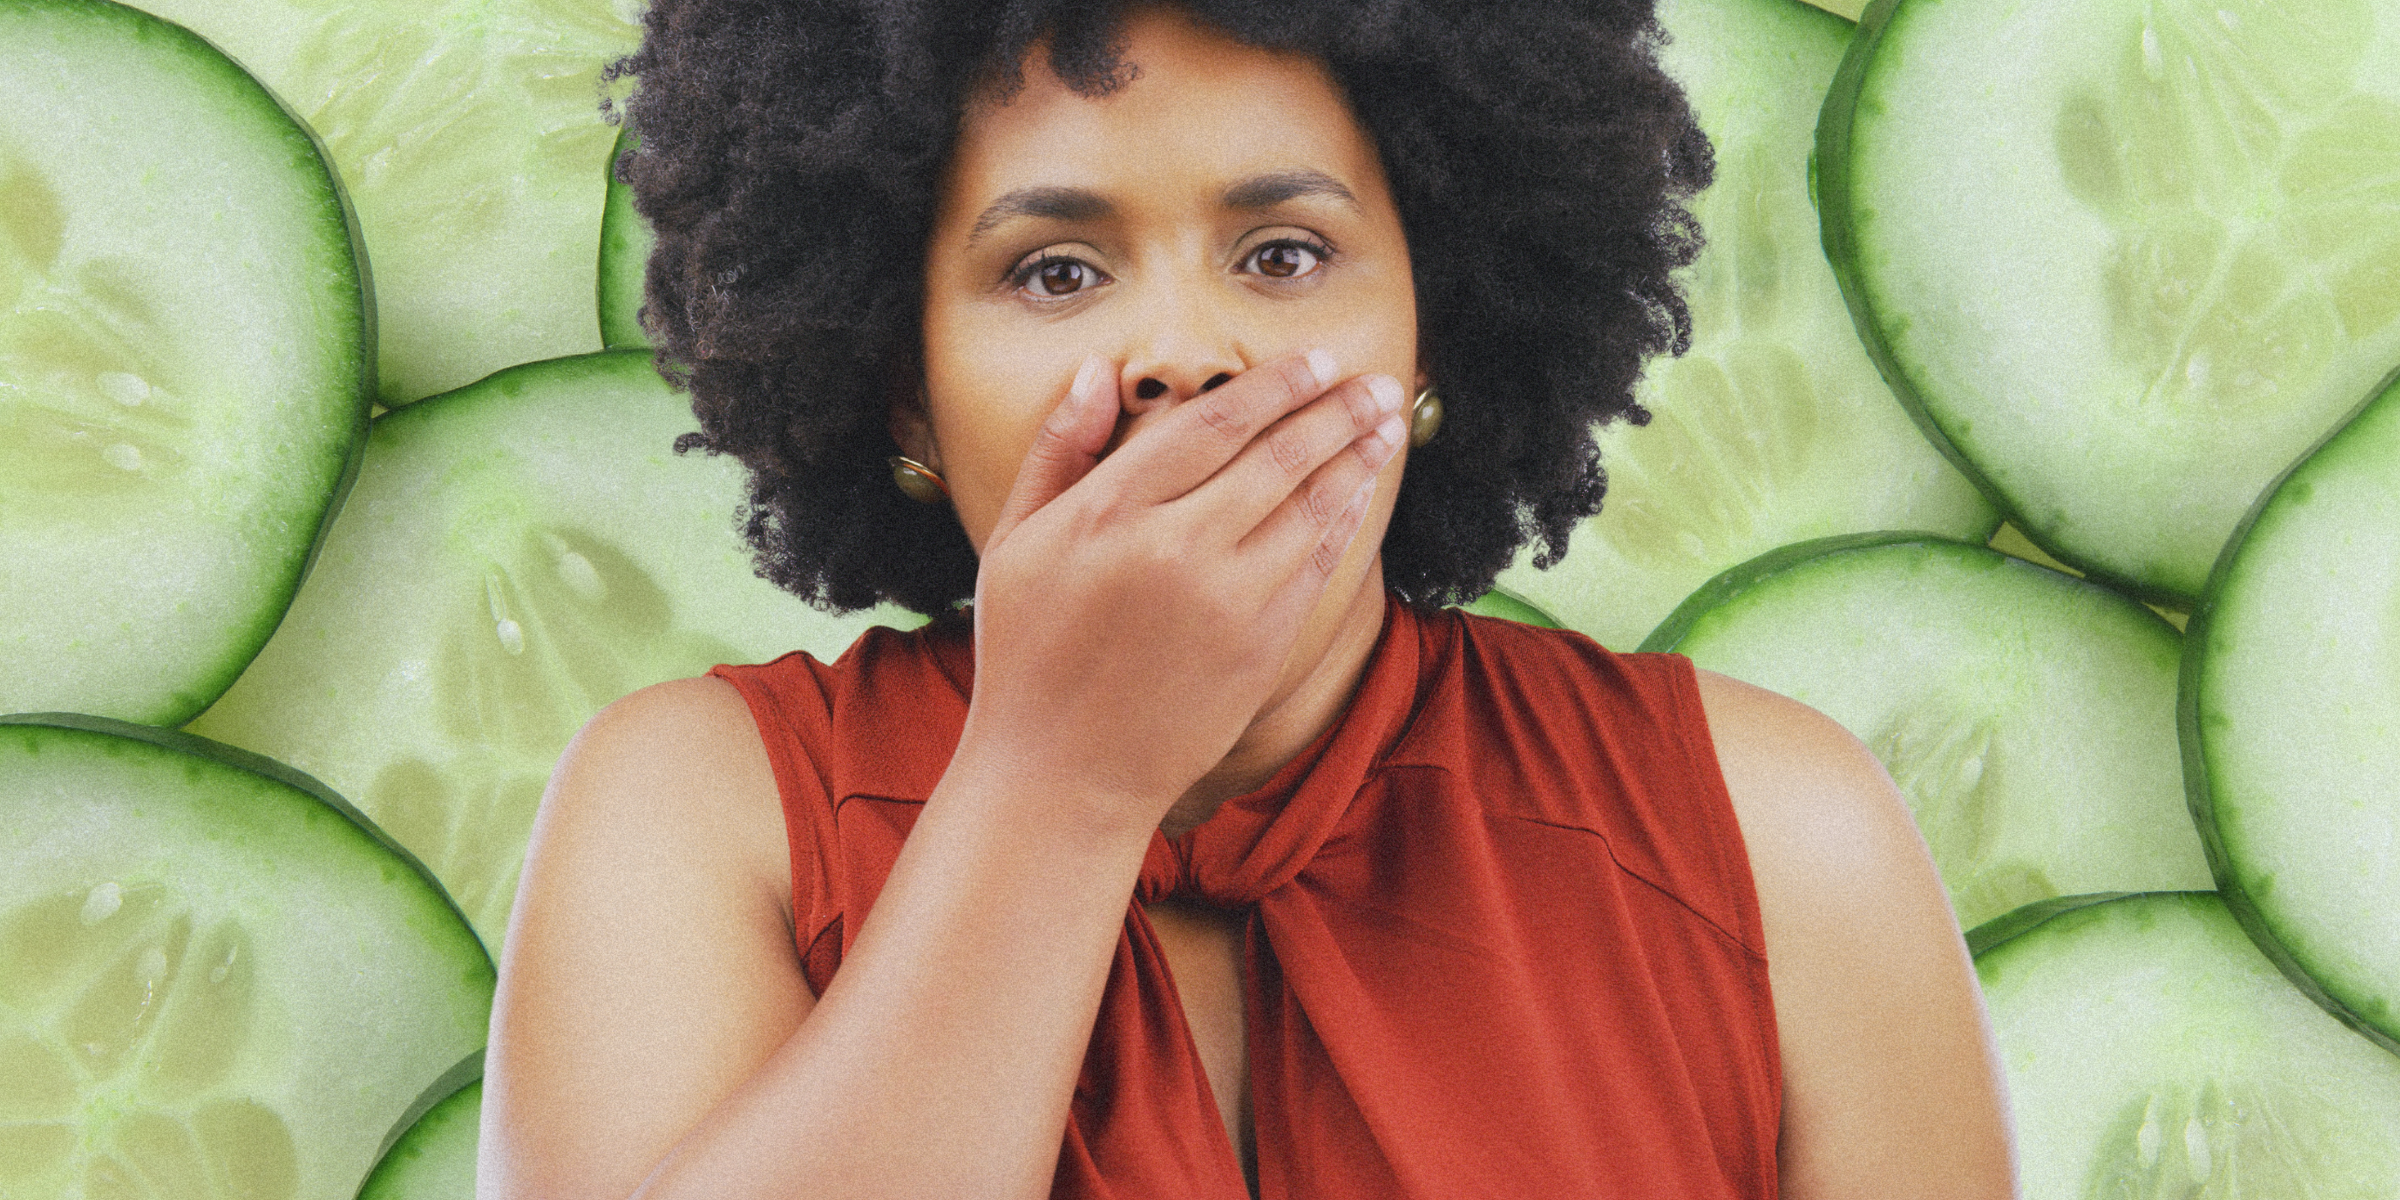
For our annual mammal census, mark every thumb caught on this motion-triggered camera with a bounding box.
[986,354,1116,548]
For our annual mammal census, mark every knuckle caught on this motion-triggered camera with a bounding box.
[1309,536,1345,578]
[1267,427,1313,481]
[1192,394,1247,444]
[1340,379,1381,428]
[1275,354,1321,406]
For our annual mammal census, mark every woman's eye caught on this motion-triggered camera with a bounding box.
[1245,239,1328,280]
[1013,255,1104,297]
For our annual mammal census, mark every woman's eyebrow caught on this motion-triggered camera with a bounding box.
[965,170,1362,246]
[1221,169,1359,212]
[967,186,1111,246]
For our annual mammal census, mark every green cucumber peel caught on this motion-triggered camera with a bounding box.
[2181,363,2400,1056]
[1,0,375,725]
[130,0,642,405]
[1496,0,1996,652]
[373,1048,482,1165]
[186,350,918,952]
[1456,588,1562,629]
[0,714,492,1199]
[357,1050,484,1196]
[0,712,486,971]
[1646,532,2203,929]
[1977,892,2400,1198]
[598,125,653,351]
[1961,890,2138,959]
[1638,529,1941,653]
[1816,0,2400,605]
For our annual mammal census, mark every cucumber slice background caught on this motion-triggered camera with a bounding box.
[2188,369,2400,1049]
[1976,893,2400,1199]
[1645,534,2208,930]
[185,352,917,950]
[1820,0,2400,602]
[0,714,492,1200]
[597,126,651,352]
[357,1069,479,1200]
[132,0,643,405]
[0,0,370,726]
[1497,0,1996,652]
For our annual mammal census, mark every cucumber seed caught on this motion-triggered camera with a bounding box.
[556,550,604,603]
[97,371,151,407]
[495,618,525,655]
[103,443,143,472]
[80,881,123,925]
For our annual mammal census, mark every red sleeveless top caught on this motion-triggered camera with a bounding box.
[711,593,1780,1199]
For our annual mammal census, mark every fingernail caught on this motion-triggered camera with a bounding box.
[1070,354,1105,409]
[1375,414,1406,451]
[1305,348,1338,389]
[1367,375,1403,416]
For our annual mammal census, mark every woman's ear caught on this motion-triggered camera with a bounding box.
[888,385,941,471]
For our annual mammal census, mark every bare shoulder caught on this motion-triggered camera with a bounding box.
[1689,669,2018,1200]
[519,674,793,929]
[481,676,809,1198]
[1688,669,1923,879]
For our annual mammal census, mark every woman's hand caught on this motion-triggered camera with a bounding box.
[958,349,1408,829]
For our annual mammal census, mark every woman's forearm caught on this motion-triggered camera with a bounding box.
[630,742,1163,1200]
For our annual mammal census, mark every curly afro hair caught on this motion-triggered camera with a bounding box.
[612,0,1711,617]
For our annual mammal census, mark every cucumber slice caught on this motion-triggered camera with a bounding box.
[1497,0,1996,651]
[1456,588,1560,629]
[1645,534,2209,930]
[0,0,370,726]
[598,126,652,352]
[1820,0,2400,602]
[132,0,642,404]
[0,714,491,1200]
[1975,893,2400,1199]
[2187,370,2400,1049]
[357,1062,480,1200]
[185,351,919,950]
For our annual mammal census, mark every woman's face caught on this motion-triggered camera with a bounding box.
[911,5,1421,558]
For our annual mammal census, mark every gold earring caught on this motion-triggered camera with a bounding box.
[1408,387,1443,448]
[889,455,950,504]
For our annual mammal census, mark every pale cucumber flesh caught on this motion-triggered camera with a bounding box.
[1499,0,1995,651]
[1975,893,2400,1200]
[0,716,490,1200]
[186,352,918,951]
[359,1073,481,1200]
[2188,371,2400,1048]
[1648,535,2207,931]
[598,126,653,351]
[133,0,643,404]
[0,0,369,725]
[1823,0,2400,600]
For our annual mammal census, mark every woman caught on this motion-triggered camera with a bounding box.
[481,2,2015,1196]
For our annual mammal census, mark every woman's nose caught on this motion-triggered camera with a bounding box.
[1114,275,1249,411]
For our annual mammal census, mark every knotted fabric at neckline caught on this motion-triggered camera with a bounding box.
[1133,592,1422,908]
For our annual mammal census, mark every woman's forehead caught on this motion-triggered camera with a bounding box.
[938,8,1389,221]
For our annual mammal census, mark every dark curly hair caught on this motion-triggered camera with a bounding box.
[612,0,1710,616]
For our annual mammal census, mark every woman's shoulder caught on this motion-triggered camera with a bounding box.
[1683,669,1931,912]
[537,674,790,907]
[1684,669,2016,1195]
